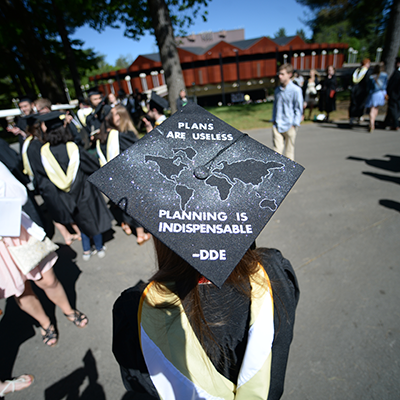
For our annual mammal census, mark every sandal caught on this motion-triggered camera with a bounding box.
[121,222,132,235]
[64,310,88,328]
[40,323,58,347]
[137,232,152,246]
[0,374,34,396]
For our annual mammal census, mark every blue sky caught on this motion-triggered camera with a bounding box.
[71,0,313,65]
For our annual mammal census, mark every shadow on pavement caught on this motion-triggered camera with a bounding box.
[347,154,400,213]
[362,171,400,185]
[348,154,400,173]
[379,199,400,212]
[0,245,81,381]
[0,297,36,381]
[45,349,105,400]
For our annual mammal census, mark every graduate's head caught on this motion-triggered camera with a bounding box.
[18,96,34,115]
[35,98,52,114]
[37,111,73,146]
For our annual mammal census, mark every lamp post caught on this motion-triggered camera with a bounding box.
[293,53,298,69]
[321,50,327,70]
[283,54,288,64]
[300,52,305,70]
[376,47,383,63]
[311,51,316,69]
[333,49,339,68]
[219,52,226,106]
[348,48,354,64]
[125,75,133,94]
[108,79,114,95]
[233,49,240,92]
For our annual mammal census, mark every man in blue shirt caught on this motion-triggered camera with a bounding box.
[272,64,303,160]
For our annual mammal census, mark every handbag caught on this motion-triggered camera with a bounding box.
[329,89,336,98]
[8,236,59,275]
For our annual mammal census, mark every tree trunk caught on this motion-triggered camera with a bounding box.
[147,0,185,114]
[383,0,400,77]
[52,0,83,99]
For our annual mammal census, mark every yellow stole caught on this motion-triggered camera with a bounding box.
[22,136,33,177]
[96,129,120,167]
[139,265,274,400]
[40,142,80,192]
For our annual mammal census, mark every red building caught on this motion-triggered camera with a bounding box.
[90,30,347,106]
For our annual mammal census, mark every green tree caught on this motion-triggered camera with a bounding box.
[115,55,134,69]
[274,27,287,38]
[296,29,308,42]
[296,0,400,73]
[107,0,210,113]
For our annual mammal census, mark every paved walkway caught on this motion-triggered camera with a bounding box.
[1,120,399,399]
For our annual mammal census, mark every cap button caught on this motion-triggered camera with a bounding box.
[194,166,209,180]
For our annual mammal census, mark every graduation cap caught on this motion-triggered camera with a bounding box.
[22,113,40,127]
[93,98,112,123]
[18,96,34,104]
[149,91,169,112]
[37,111,66,131]
[88,103,304,287]
[86,86,102,98]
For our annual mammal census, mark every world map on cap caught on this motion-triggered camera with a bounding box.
[88,103,304,287]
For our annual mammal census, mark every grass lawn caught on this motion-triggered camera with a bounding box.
[204,102,273,132]
[204,101,351,132]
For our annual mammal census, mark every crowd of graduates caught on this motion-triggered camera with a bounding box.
[2,88,172,257]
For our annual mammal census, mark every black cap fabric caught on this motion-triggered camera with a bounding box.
[94,97,112,123]
[22,113,39,127]
[88,103,304,287]
[19,96,33,104]
[149,91,169,112]
[86,86,102,97]
[37,111,65,131]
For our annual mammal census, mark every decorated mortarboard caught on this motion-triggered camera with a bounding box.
[88,103,304,287]
[149,91,169,111]
[37,111,65,131]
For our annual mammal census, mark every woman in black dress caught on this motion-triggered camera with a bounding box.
[318,65,337,122]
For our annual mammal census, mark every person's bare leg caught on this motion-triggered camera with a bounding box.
[369,106,378,131]
[14,282,56,345]
[34,268,74,316]
[54,222,73,245]
[35,268,88,327]
[71,223,81,241]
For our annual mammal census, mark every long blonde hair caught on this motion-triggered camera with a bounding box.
[115,105,139,137]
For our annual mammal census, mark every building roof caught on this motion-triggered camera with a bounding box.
[271,36,297,46]
[229,37,264,50]
[140,52,160,62]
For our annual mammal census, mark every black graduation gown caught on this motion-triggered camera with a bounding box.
[112,248,299,400]
[0,138,43,228]
[35,143,112,236]
[319,75,337,113]
[98,131,138,157]
[349,68,370,118]
[385,69,400,128]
